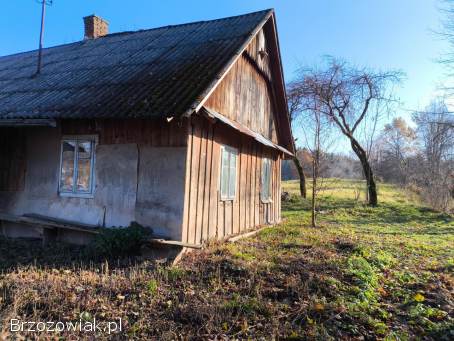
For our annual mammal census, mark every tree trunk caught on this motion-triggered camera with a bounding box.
[311,159,317,227]
[293,156,307,198]
[350,137,378,206]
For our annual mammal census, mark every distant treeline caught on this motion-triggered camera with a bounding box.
[283,100,453,213]
[282,151,362,181]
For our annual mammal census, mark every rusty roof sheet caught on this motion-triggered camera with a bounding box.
[0,10,272,120]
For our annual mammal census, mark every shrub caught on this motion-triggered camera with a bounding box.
[89,222,152,259]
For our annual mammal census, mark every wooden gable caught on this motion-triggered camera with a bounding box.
[203,21,288,148]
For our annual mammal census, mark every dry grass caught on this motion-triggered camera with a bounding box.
[0,179,453,339]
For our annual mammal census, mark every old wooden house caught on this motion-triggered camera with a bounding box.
[0,9,294,246]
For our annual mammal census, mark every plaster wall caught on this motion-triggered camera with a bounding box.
[0,125,187,242]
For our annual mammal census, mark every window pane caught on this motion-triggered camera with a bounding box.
[228,152,237,198]
[220,147,238,200]
[267,160,271,199]
[221,148,229,198]
[268,160,272,198]
[60,141,75,192]
[267,161,271,199]
[263,161,267,199]
[262,158,271,200]
[261,159,266,188]
[77,158,92,192]
[78,141,92,159]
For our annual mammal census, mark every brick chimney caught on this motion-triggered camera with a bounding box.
[83,15,109,39]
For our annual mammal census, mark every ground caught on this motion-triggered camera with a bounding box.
[0,179,453,339]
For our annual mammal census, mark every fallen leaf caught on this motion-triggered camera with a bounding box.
[414,293,425,302]
[314,303,325,312]
[378,287,388,296]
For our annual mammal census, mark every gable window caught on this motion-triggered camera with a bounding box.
[220,145,238,200]
[261,158,272,202]
[59,136,96,197]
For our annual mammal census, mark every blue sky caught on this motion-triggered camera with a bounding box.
[0,0,449,125]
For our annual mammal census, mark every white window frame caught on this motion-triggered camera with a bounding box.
[58,135,97,198]
[261,157,272,203]
[219,145,238,201]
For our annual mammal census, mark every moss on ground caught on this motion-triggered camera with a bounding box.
[0,179,452,339]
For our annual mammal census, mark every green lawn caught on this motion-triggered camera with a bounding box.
[0,179,452,339]
[273,179,454,339]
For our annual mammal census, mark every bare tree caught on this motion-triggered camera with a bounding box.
[287,84,307,198]
[311,113,321,227]
[294,95,335,227]
[306,108,333,227]
[439,0,454,95]
[412,99,454,212]
[375,117,417,185]
[290,58,401,206]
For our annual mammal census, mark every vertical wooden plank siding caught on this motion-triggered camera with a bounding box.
[61,118,188,147]
[254,145,260,227]
[182,116,282,243]
[187,122,202,244]
[208,127,221,239]
[204,51,279,144]
[181,122,193,244]
[195,121,207,244]
[202,124,214,241]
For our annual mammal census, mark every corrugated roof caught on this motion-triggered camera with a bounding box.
[0,9,273,120]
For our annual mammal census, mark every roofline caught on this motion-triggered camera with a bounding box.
[266,12,294,154]
[0,8,294,152]
[0,119,56,127]
[0,9,273,60]
[185,9,295,154]
[183,9,274,117]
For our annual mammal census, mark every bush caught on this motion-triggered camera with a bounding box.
[88,222,152,259]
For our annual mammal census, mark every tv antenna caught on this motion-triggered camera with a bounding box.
[35,0,53,75]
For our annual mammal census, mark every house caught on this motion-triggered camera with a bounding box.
[0,9,294,246]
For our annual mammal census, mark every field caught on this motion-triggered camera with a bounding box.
[0,179,453,339]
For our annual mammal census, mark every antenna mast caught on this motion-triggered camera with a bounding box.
[36,0,53,75]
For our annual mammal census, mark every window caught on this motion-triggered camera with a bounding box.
[261,158,272,202]
[220,145,238,200]
[59,136,96,197]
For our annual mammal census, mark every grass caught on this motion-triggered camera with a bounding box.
[0,178,452,339]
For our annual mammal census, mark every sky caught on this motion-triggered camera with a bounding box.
[0,0,450,133]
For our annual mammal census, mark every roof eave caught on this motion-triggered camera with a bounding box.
[0,119,57,127]
[183,9,295,155]
[201,106,293,157]
[182,9,275,117]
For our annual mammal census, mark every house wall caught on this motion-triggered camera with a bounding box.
[185,27,284,245]
[0,118,188,242]
[181,115,282,245]
[204,28,279,145]
[0,128,26,192]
